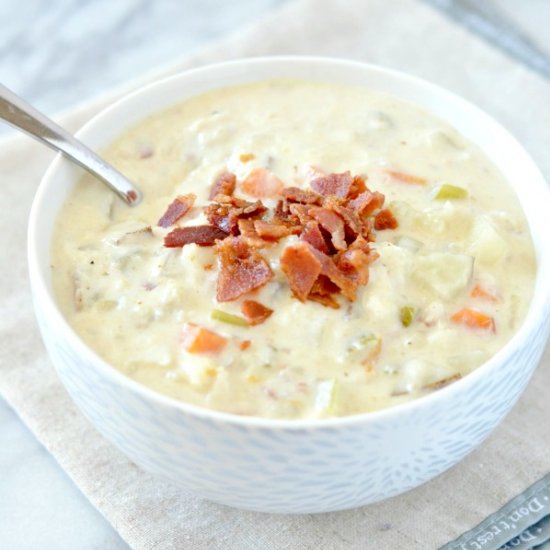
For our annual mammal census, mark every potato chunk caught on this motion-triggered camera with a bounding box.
[412,253,473,299]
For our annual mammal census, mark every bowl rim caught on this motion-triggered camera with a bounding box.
[28,55,550,430]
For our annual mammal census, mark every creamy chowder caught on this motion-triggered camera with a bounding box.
[51,80,536,419]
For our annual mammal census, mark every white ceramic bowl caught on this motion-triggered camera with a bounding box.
[28,57,550,514]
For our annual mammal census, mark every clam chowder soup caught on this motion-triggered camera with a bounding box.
[52,80,536,419]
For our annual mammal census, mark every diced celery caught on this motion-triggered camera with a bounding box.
[211,309,249,327]
[314,379,339,415]
[433,184,468,200]
[348,333,378,353]
[400,306,416,327]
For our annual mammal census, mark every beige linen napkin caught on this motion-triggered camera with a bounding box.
[1,0,549,548]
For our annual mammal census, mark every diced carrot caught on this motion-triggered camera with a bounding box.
[180,323,227,353]
[386,170,427,186]
[362,338,382,376]
[240,168,285,198]
[450,308,495,332]
[470,284,500,303]
[239,340,252,351]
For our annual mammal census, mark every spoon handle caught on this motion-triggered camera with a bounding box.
[0,83,142,206]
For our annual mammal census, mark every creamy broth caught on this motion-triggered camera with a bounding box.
[52,80,536,419]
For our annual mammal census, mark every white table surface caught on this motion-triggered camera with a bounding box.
[1,1,549,548]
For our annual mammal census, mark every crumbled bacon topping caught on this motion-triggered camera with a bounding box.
[280,243,323,301]
[164,225,228,247]
[304,243,358,302]
[348,175,367,199]
[205,195,267,235]
[281,186,322,205]
[237,219,271,249]
[308,276,341,309]
[253,220,292,240]
[240,168,284,198]
[349,190,385,216]
[374,208,398,230]
[157,194,196,228]
[309,206,346,251]
[209,172,236,200]
[336,236,378,286]
[300,221,330,254]
[160,166,397,309]
[241,300,273,325]
[310,171,353,198]
[216,237,274,302]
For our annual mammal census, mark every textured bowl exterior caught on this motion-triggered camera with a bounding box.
[31,294,550,513]
[29,58,550,513]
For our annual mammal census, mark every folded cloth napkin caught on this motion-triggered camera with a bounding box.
[443,473,550,549]
[1,0,549,548]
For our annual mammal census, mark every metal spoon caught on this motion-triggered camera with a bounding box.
[0,83,142,206]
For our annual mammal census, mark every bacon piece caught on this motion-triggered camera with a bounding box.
[254,220,291,240]
[288,203,312,225]
[205,196,267,235]
[281,186,322,205]
[308,276,340,309]
[273,199,289,219]
[348,175,367,199]
[304,243,358,301]
[363,217,376,241]
[309,206,346,251]
[300,221,330,254]
[164,225,228,247]
[216,237,274,302]
[280,242,322,301]
[374,208,398,230]
[331,204,362,239]
[272,200,302,234]
[205,202,238,235]
[320,194,346,210]
[209,172,236,200]
[320,195,363,241]
[240,168,285,198]
[308,293,340,309]
[237,219,271,248]
[349,190,385,216]
[157,194,196,228]
[241,300,273,325]
[336,237,378,285]
[273,200,291,222]
[240,199,267,217]
[310,172,353,198]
